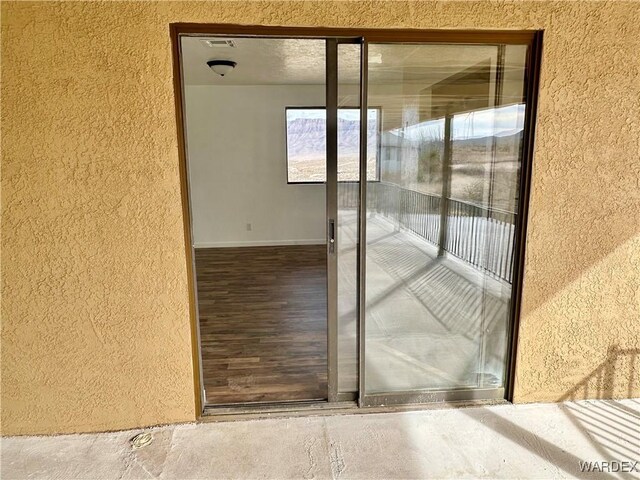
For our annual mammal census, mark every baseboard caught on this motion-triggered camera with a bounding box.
[194,239,326,248]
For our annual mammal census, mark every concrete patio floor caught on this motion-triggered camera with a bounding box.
[336,210,513,394]
[2,399,639,479]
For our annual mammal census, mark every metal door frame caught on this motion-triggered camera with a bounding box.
[326,37,365,403]
[169,23,543,417]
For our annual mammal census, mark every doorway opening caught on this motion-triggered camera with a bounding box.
[180,37,330,405]
[172,25,542,414]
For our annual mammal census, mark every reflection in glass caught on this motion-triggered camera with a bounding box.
[364,43,528,395]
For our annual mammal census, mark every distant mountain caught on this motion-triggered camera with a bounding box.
[493,128,523,138]
[287,117,522,161]
[287,117,377,158]
[451,131,523,165]
[453,130,523,149]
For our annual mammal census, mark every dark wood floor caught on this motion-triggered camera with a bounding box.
[195,245,328,404]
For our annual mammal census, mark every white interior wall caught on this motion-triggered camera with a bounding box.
[185,85,326,247]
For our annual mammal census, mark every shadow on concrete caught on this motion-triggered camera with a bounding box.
[554,346,640,479]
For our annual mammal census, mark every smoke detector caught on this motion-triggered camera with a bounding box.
[201,39,236,48]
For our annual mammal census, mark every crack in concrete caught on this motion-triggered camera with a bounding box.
[116,443,137,480]
[329,441,346,479]
[303,436,318,479]
[155,428,175,479]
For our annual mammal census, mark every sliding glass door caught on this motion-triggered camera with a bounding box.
[359,41,532,405]
[177,25,540,411]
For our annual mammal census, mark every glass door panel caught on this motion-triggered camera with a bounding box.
[336,43,361,394]
[363,43,528,398]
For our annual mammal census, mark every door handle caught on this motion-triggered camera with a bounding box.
[328,219,336,254]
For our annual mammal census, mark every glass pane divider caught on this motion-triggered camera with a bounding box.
[357,39,369,407]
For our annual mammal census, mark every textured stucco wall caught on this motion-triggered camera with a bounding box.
[2,1,639,436]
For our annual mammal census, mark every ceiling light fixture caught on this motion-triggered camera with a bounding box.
[207,60,237,77]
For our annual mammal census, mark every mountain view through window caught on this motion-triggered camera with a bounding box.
[286,108,379,183]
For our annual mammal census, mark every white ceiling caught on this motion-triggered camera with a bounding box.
[182,37,328,85]
[181,36,526,87]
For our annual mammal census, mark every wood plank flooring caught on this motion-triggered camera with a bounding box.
[195,245,328,404]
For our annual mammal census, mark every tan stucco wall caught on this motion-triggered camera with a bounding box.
[2,1,639,436]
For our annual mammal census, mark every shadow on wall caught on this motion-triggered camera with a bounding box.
[455,349,639,479]
[558,346,639,402]
[521,205,639,318]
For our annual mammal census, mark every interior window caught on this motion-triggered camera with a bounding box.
[285,107,380,183]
